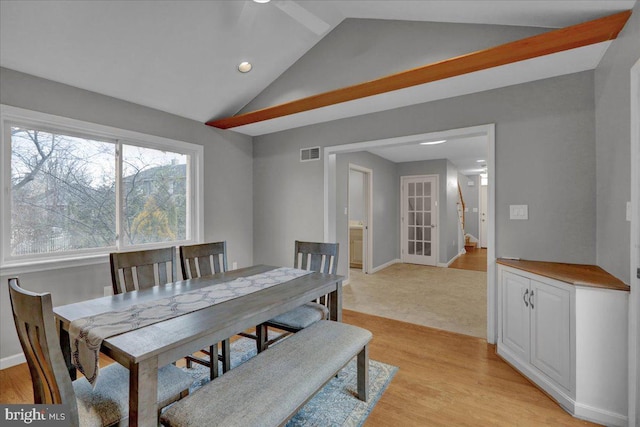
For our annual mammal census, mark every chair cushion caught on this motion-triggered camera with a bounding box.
[74,363,193,427]
[267,302,329,330]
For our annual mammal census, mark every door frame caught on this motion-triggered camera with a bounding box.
[400,174,439,266]
[628,57,639,427]
[348,163,373,274]
[323,123,497,343]
[479,184,488,248]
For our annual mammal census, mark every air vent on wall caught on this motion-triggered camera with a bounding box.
[300,146,321,162]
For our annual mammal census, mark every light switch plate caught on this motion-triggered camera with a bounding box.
[510,204,528,220]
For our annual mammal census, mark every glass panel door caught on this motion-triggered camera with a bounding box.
[402,175,437,265]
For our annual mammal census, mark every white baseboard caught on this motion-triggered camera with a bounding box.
[1,352,25,370]
[438,251,464,268]
[574,402,627,427]
[370,259,401,274]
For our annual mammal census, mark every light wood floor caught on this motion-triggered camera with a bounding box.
[449,247,488,272]
[1,311,597,426]
[344,310,596,426]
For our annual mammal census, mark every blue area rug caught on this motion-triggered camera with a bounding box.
[181,335,397,426]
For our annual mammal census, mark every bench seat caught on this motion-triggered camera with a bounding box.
[160,320,372,427]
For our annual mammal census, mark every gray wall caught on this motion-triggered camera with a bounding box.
[336,152,399,275]
[459,174,480,239]
[348,170,365,223]
[594,2,640,284]
[253,71,597,270]
[0,68,254,360]
[446,160,460,261]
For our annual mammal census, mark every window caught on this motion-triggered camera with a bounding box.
[1,106,203,270]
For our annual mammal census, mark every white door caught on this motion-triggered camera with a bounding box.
[530,279,572,390]
[401,175,437,266]
[501,271,531,362]
[479,184,488,248]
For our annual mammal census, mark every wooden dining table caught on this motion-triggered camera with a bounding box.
[53,264,343,427]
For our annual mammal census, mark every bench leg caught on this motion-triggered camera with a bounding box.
[357,344,369,402]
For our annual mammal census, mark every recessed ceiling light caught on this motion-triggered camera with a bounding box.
[253,0,270,3]
[238,62,252,73]
[476,159,486,163]
[419,140,447,145]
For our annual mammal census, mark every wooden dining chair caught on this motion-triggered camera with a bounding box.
[8,277,193,427]
[109,246,177,294]
[179,242,233,379]
[257,241,339,352]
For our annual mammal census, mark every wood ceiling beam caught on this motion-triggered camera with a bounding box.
[207,10,631,130]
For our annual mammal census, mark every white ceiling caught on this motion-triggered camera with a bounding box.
[1,0,636,128]
[367,135,488,176]
[0,1,635,171]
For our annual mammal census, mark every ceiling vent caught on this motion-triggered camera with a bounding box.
[300,147,321,162]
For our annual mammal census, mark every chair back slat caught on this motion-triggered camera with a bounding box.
[179,242,227,279]
[8,278,80,425]
[110,247,177,295]
[294,241,338,275]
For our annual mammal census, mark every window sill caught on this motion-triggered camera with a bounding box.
[0,253,109,276]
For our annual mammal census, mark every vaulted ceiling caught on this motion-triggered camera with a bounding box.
[1,1,636,138]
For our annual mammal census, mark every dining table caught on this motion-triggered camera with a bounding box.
[53,264,344,427]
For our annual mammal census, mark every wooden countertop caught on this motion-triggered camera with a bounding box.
[497,259,630,292]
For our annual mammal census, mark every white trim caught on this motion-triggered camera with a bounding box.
[438,249,466,268]
[0,352,26,370]
[370,258,401,274]
[0,105,204,272]
[629,57,640,427]
[348,164,373,274]
[323,123,496,343]
[486,123,497,344]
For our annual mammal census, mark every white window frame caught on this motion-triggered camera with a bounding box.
[0,105,204,275]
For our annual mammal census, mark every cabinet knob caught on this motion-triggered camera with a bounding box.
[523,289,529,307]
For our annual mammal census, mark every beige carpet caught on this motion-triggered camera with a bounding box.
[344,263,487,339]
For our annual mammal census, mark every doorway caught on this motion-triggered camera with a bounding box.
[348,164,372,273]
[324,123,496,342]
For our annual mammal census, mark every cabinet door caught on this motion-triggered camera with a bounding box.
[501,271,530,362]
[530,279,571,390]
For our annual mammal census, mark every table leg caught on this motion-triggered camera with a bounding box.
[329,280,343,322]
[129,357,158,427]
[58,320,76,380]
[357,344,369,402]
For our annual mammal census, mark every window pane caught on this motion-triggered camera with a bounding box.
[122,145,187,245]
[10,127,116,256]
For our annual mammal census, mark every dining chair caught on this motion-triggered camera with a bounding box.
[109,246,177,294]
[179,241,234,379]
[8,277,193,427]
[257,240,339,352]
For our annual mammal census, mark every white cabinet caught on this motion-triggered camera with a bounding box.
[498,263,628,427]
[500,271,572,392]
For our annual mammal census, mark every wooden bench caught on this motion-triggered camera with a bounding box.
[160,320,372,427]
